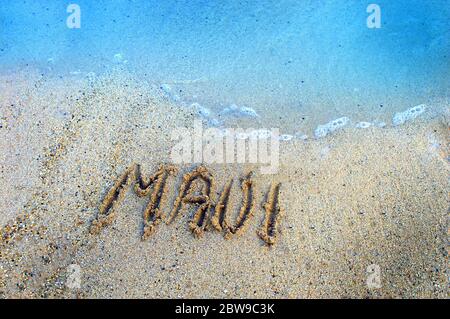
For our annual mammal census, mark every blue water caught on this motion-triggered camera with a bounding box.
[1,0,449,128]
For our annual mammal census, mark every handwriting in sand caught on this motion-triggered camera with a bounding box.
[90,164,283,245]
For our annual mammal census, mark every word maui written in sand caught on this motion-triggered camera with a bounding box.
[90,164,283,245]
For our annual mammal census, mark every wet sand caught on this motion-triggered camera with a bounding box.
[0,67,448,298]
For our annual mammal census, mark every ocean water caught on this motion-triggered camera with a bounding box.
[1,0,449,131]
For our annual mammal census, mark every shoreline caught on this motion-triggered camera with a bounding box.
[0,69,448,298]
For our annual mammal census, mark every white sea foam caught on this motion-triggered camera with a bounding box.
[220,104,259,118]
[239,106,259,118]
[375,121,387,128]
[113,53,127,64]
[356,121,372,129]
[208,118,221,126]
[279,134,293,141]
[160,83,182,103]
[392,104,427,126]
[160,83,172,94]
[190,103,211,118]
[314,117,350,138]
[295,132,308,140]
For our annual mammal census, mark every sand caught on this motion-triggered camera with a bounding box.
[0,67,448,298]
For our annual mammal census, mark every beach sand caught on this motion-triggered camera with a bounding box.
[0,67,448,298]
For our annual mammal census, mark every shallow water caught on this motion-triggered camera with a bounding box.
[1,0,449,130]
[0,3,449,297]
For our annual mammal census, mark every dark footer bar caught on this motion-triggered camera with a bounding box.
[0,299,443,317]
